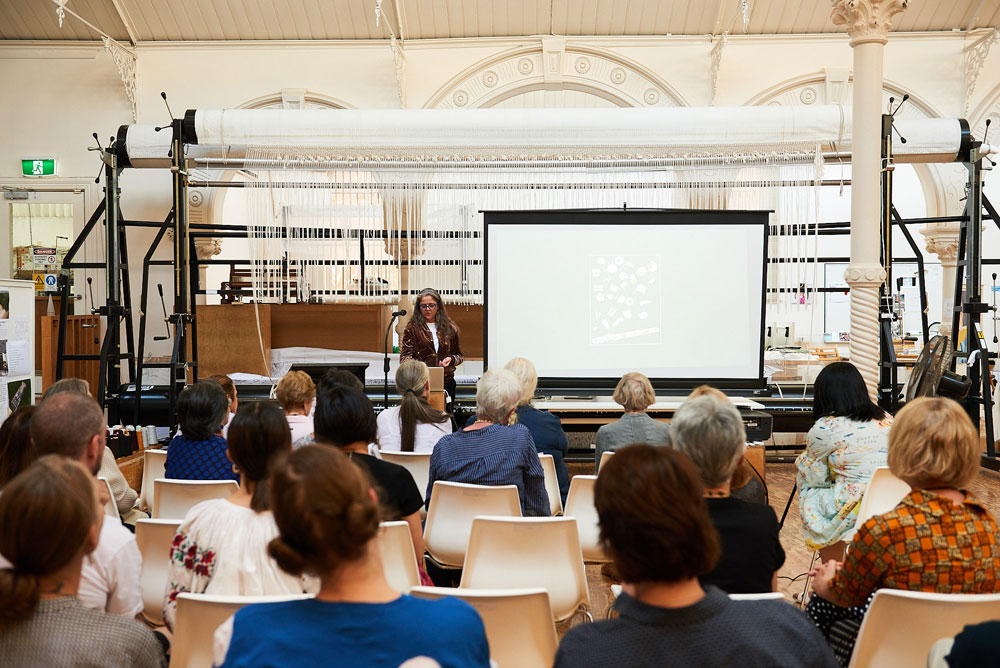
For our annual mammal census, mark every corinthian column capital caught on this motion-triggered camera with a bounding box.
[830,0,909,47]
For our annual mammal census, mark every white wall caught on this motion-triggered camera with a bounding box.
[2,31,999,366]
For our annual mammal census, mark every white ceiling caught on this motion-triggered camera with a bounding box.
[1,0,998,43]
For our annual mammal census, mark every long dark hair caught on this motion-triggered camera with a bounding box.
[227,402,292,512]
[813,362,886,422]
[0,406,35,488]
[395,360,449,452]
[413,287,458,340]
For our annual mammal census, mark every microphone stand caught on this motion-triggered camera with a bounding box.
[384,309,406,409]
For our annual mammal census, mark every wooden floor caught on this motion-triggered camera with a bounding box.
[571,461,1000,628]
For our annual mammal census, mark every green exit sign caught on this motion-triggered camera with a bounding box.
[21,157,56,177]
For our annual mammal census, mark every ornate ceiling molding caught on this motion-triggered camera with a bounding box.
[426,42,687,109]
[102,36,136,122]
[965,28,1000,116]
[830,0,909,47]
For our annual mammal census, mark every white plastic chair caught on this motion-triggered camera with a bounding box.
[97,477,119,520]
[854,467,911,530]
[460,516,591,623]
[152,479,239,519]
[138,449,168,513]
[423,481,522,568]
[378,520,421,593]
[169,593,312,668]
[538,454,563,516]
[563,475,610,562]
[848,589,1000,668]
[380,451,432,502]
[729,592,786,601]
[411,587,558,668]
[598,451,614,473]
[134,518,182,625]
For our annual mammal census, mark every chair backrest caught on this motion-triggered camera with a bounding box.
[139,449,168,513]
[380,451,432,502]
[598,451,614,473]
[564,475,609,562]
[153,478,239,519]
[423,481,522,568]
[729,592,786,601]
[97,477,119,520]
[169,593,313,668]
[378,521,420,593]
[537,454,563,516]
[849,589,1000,668]
[460,516,590,622]
[411,587,558,668]
[854,467,911,530]
[134,518,183,625]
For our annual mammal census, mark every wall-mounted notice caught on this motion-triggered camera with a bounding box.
[8,378,30,412]
[6,341,29,377]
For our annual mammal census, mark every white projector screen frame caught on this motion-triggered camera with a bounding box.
[484,209,770,391]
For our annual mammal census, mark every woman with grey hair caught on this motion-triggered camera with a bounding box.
[669,395,784,593]
[594,372,670,473]
[426,368,549,516]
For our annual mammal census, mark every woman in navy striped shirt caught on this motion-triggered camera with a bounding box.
[427,368,549,516]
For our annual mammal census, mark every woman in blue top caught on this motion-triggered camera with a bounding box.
[504,357,569,503]
[164,380,238,482]
[215,445,489,668]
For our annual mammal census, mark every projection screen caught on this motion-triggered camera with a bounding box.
[484,209,770,389]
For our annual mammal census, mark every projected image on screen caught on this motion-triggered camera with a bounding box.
[590,255,661,346]
[485,210,769,386]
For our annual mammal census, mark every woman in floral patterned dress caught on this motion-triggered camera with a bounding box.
[162,402,311,630]
[796,362,891,562]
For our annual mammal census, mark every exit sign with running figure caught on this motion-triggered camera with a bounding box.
[21,157,56,177]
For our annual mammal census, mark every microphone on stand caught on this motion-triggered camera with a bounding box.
[384,309,408,409]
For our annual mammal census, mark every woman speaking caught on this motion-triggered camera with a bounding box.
[400,288,464,403]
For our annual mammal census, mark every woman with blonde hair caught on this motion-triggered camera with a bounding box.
[808,397,1000,663]
[214,446,489,667]
[377,360,452,453]
[594,372,670,473]
[502,357,569,502]
[0,456,164,667]
[276,370,316,444]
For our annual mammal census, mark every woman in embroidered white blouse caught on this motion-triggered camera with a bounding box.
[162,402,311,631]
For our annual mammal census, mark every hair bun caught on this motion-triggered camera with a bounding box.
[267,537,308,576]
[343,498,380,546]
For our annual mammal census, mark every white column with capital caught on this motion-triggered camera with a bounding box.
[831,0,908,398]
[920,224,961,339]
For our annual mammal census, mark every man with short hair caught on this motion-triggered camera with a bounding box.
[6,392,144,618]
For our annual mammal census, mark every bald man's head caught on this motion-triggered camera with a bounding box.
[31,392,106,475]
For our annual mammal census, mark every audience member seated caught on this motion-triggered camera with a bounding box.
[213,446,489,668]
[43,378,144,523]
[554,445,837,667]
[209,374,239,439]
[162,402,310,631]
[594,372,670,473]
[0,393,144,617]
[0,406,34,489]
[927,620,1000,668]
[808,397,1000,665]
[669,396,784,594]
[276,370,316,444]
[164,381,238,482]
[797,362,891,562]
[428,368,548,516]
[378,360,452,454]
[313,384,426,568]
[688,385,766,504]
[292,369,366,449]
[0,456,164,667]
[502,357,569,503]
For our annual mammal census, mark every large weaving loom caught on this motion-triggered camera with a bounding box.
[66,104,980,422]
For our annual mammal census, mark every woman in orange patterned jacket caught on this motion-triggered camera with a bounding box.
[808,397,1000,664]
